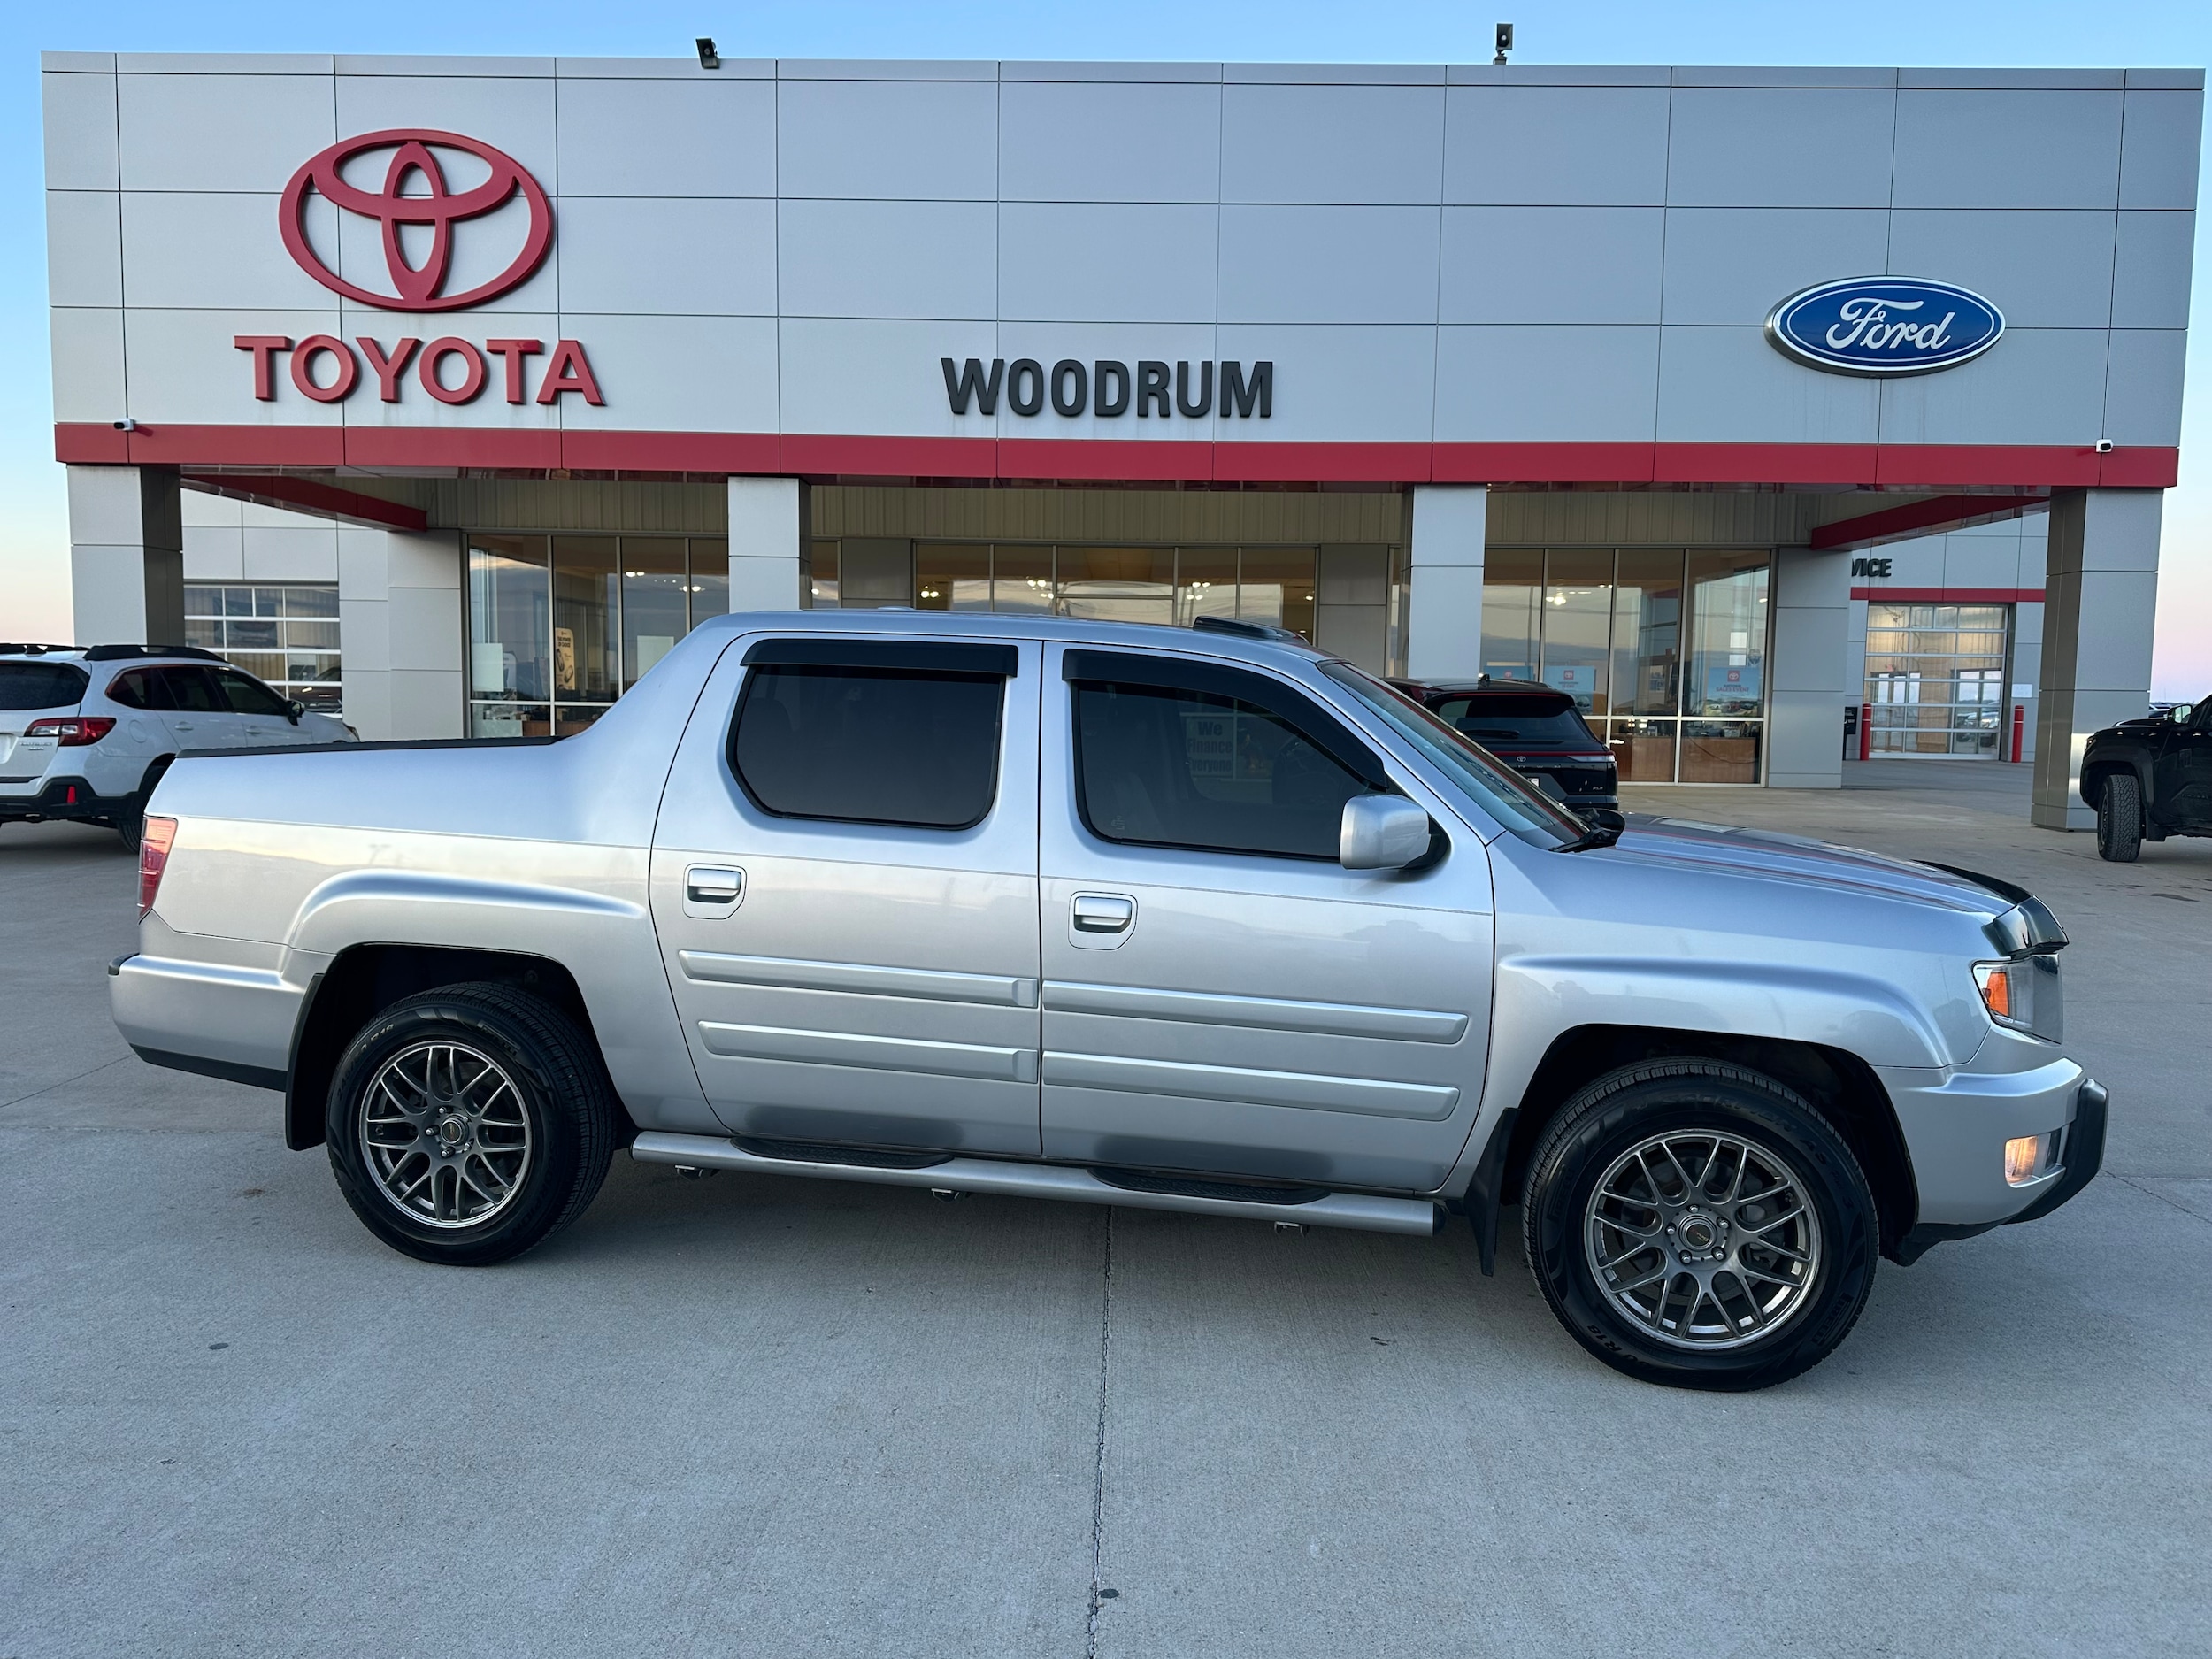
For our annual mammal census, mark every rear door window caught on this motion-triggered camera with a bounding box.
[731,647,1008,830]
[1066,654,1383,861]
[0,662,89,710]
[157,666,226,713]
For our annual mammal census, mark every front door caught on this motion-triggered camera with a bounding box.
[651,632,1043,1156]
[1038,644,1494,1194]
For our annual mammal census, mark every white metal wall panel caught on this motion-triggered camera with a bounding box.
[41,56,2204,452]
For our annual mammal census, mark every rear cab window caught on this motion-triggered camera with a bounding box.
[0,662,90,712]
[729,639,1013,831]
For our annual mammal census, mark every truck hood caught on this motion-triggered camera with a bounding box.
[1611,814,2011,918]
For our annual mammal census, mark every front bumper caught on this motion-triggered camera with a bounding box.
[1893,1074,2108,1264]
[0,774,132,824]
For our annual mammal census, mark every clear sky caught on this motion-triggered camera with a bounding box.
[4,2,2206,696]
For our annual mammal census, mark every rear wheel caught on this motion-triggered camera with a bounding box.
[1522,1061,1878,1391]
[325,983,616,1265]
[2095,772,2143,862]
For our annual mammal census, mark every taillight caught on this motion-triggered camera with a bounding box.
[27,716,117,747]
[138,817,178,917]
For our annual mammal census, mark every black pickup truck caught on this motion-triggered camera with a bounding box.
[2082,695,2212,860]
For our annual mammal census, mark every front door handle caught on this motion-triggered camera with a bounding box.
[684,864,746,914]
[1071,894,1134,933]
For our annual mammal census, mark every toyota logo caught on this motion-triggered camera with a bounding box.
[280,129,553,311]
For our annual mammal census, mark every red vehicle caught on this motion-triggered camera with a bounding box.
[1392,676,1619,814]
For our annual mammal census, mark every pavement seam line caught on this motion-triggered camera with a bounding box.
[2113,1172,2212,1225]
[1085,1206,1114,1659]
[0,1055,141,1114]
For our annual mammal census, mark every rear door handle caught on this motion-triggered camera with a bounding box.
[1071,894,1134,933]
[684,864,746,916]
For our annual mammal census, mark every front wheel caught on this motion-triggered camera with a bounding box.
[325,983,617,1265]
[1522,1062,1878,1391]
[2096,772,2143,862]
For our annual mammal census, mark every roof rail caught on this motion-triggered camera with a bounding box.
[81,643,227,663]
[0,643,74,656]
[1191,616,1310,645]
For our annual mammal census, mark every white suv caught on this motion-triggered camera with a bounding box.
[0,643,355,847]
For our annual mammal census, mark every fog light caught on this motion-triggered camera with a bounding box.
[2004,1130,2060,1187]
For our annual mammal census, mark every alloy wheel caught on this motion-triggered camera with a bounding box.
[1584,1129,1824,1350]
[359,1041,534,1230]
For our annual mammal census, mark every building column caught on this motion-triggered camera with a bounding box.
[67,465,183,648]
[338,526,464,742]
[1764,547,1851,787]
[1405,485,1486,681]
[2032,488,2162,830]
[727,477,808,613]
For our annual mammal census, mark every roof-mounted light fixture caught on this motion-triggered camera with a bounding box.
[696,37,721,71]
[1494,23,1514,65]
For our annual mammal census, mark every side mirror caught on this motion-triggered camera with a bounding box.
[286,700,305,725]
[1340,794,1432,871]
[1582,807,1626,833]
[2170,703,2193,725]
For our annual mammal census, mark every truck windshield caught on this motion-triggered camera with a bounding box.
[0,661,89,710]
[1321,664,1587,849]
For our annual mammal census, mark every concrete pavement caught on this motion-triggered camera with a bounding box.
[2,770,2207,1657]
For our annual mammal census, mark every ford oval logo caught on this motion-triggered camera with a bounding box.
[1765,277,2004,377]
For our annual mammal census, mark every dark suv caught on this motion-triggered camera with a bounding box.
[1392,676,1618,812]
[2081,693,2212,861]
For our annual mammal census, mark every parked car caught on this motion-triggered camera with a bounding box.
[111,612,2102,1391]
[2082,694,2212,861]
[0,643,355,847]
[1392,675,1618,813]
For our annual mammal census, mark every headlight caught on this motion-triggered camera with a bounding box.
[1972,957,2063,1043]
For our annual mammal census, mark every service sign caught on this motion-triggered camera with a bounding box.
[1765,277,2004,377]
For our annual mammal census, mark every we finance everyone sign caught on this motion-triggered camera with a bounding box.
[1764,277,2005,377]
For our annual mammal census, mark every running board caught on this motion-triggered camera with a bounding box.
[629,1132,1438,1236]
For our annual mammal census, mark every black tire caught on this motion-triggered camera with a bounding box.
[325,982,617,1266]
[2096,772,2143,863]
[117,758,173,852]
[1521,1061,1878,1392]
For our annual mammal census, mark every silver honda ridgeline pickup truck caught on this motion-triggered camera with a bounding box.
[112,613,2102,1391]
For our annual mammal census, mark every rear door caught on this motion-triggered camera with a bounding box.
[153,665,249,752]
[1038,645,1494,1194]
[650,632,1044,1156]
[210,664,305,745]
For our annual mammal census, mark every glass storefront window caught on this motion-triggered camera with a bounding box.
[1539,549,1611,714]
[1480,549,1541,680]
[1057,546,1174,625]
[689,540,727,627]
[1486,546,1771,784]
[468,535,550,706]
[806,540,840,610]
[915,543,992,611]
[1864,602,2012,757]
[1685,549,1769,720]
[469,535,727,739]
[1175,546,1238,626]
[620,539,688,689]
[990,545,1054,613]
[552,537,619,712]
[182,582,344,710]
[1609,717,1678,783]
[1238,548,1317,641]
[1611,549,1682,718]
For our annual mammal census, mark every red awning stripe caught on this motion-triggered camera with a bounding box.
[51,425,2184,492]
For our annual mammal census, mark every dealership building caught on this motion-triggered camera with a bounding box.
[40,51,2200,825]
